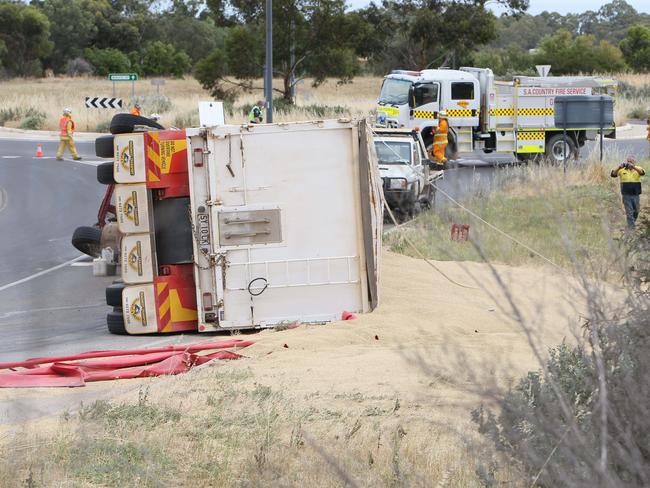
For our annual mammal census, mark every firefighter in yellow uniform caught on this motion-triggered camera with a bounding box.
[611,155,645,229]
[56,108,81,161]
[130,103,142,116]
[432,110,449,165]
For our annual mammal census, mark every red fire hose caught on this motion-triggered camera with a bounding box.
[0,340,254,388]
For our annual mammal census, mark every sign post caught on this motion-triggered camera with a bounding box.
[150,78,165,96]
[108,73,139,101]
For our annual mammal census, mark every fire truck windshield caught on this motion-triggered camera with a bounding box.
[379,78,411,105]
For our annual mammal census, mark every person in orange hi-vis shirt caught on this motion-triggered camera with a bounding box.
[130,103,141,116]
[431,110,449,165]
[56,108,81,161]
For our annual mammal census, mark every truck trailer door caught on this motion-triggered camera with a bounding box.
[187,120,381,331]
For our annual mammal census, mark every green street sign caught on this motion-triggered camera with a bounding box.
[108,73,138,81]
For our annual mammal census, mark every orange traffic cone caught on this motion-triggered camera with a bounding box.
[36,144,43,158]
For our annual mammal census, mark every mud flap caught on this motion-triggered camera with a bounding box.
[113,133,146,183]
[122,284,159,334]
[121,233,155,284]
[115,183,150,234]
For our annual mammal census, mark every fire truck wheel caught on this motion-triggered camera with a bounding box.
[96,162,115,185]
[106,283,125,307]
[107,311,128,335]
[95,135,114,158]
[71,226,102,258]
[545,134,577,164]
[110,113,165,134]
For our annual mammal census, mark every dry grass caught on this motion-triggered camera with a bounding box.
[0,369,508,487]
[0,73,645,130]
[0,76,381,131]
[386,153,647,274]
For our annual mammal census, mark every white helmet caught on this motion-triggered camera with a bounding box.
[149,113,160,121]
[438,110,448,118]
[63,108,72,114]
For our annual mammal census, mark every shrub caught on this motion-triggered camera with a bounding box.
[66,57,93,77]
[0,107,22,126]
[85,47,131,76]
[19,109,46,130]
[130,94,173,115]
[473,309,650,487]
[134,41,191,78]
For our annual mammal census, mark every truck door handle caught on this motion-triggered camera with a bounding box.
[224,229,271,239]
[224,218,271,225]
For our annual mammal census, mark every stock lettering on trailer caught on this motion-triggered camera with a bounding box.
[197,210,210,251]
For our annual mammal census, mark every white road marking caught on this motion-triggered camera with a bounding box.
[1,156,20,159]
[70,261,94,267]
[0,187,6,214]
[33,157,102,167]
[0,303,105,320]
[0,255,86,293]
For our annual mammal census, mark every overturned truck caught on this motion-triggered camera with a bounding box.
[73,115,382,335]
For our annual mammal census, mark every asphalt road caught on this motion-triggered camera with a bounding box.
[0,134,646,362]
[0,138,197,366]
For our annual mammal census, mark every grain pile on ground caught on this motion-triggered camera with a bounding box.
[0,250,611,487]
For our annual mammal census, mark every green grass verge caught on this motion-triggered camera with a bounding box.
[385,161,634,270]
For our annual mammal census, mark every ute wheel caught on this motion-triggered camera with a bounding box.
[545,134,577,165]
[106,283,125,307]
[107,310,128,335]
[96,162,115,185]
[110,113,164,135]
[95,135,114,158]
[71,226,102,258]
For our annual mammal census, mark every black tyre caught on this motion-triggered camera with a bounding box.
[96,162,115,185]
[107,310,128,335]
[71,226,102,258]
[154,197,193,264]
[106,283,125,307]
[95,135,114,158]
[110,113,164,135]
[545,134,577,164]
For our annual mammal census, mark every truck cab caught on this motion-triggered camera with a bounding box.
[373,128,442,220]
[377,69,481,154]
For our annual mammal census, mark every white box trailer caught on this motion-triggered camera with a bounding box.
[103,119,382,335]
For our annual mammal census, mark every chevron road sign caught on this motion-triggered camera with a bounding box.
[85,97,123,109]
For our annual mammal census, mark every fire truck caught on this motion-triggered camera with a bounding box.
[73,114,382,335]
[376,67,617,163]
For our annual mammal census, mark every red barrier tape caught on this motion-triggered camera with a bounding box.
[0,340,253,388]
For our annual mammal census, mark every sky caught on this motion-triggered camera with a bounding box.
[346,0,650,15]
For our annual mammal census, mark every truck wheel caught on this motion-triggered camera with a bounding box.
[110,113,164,134]
[106,283,125,307]
[95,135,114,158]
[96,162,115,185]
[71,226,102,258]
[545,134,577,164]
[107,310,128,335]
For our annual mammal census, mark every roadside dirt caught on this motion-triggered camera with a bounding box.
[0,250,603,433]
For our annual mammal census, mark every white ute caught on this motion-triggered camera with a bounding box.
[373,128,443,220]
